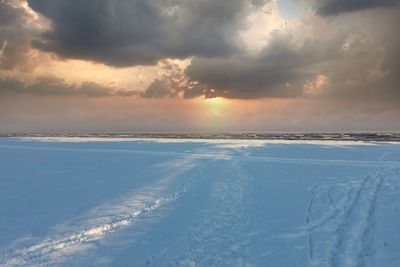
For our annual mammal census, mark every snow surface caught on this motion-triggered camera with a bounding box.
[0,138,399,266]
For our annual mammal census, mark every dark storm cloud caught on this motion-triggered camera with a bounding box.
[0,1,25,26]
[28,0,250,67]
[2,0,397,102]
[0,76,116,97]
[183,31,344,99]
[312,0,398,16]
[139,32,322,99]
[0,1,36,70]
[144,20,400,101]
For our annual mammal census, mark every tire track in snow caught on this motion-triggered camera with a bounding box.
[278,152,400,266]
[329,153,400,267]
[303,173,384,267]
[143,159,253,266]
[329,173,383,267]
[0,156,200,266]
[303,160,397,266]
[172,159,253,266]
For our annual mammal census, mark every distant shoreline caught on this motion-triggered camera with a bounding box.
[1,133,399,142]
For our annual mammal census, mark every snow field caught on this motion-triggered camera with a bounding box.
[0,138,399,266]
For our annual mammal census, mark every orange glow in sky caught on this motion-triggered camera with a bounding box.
[0,0,399,132]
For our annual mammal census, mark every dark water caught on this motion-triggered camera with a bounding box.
[1,132,399,141]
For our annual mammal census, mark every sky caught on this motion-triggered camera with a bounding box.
[0,0,399,132]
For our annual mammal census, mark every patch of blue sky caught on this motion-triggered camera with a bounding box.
[277,0,306,20]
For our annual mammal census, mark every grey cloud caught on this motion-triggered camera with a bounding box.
[183,31,344,99]
[142,79,175,98]
[28,0,250,67]
[250,0,271,7]
[79,82,113,97]
[3,0,398,102]
[26,76,76,96]
[148,23,399,101]
[141,60,205,98]
[114,90,138,97]
[0,76,26,94]
[140,32,330,99]
[0,1,35,70]
[0,76,117,97]
[312,0,398,16]
[0,1,26,27]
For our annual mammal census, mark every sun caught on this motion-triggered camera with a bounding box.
[196,96,229,107]
[203,96,229,106]
[206,97,218,103]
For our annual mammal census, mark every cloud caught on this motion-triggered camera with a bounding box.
[141,60,205,98]
[0,1,48,71]
[2,0,398,103]
[312,0,399,16]
[0,1,26,26]
[0,76,116,97]
[180,10,400,101]
[134,3,400,101]
[302,75,330,97]
[79,82,114,97]
[27,0,254,67]
[183,28,345,99]
[133,1,398,101]
[26,76,76,96]
[0,76,26,94]
[0,1,31,70]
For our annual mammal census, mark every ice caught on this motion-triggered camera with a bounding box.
[0,137,399,266]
